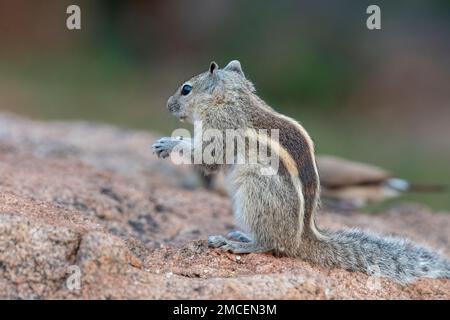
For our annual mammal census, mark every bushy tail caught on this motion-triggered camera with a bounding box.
[307,229,450,283]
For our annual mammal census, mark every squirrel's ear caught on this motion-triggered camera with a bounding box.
[224,60,244,77]
[209,61,219,74]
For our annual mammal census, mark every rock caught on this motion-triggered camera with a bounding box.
[0,112,449,299]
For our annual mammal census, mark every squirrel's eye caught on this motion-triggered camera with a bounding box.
[181,84,192,96]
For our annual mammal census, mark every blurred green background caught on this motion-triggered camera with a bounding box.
[0,0,449,209]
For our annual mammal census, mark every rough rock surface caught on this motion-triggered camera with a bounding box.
[0,112,449,299]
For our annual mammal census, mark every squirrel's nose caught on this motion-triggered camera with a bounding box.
[166,96,173,109]
[166,97,173,109]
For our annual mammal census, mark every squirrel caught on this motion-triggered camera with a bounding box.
[152,60,450,283]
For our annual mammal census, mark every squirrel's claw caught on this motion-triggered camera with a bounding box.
[208,235,227,248]
[151,143,165,158]
[151,137,180,159]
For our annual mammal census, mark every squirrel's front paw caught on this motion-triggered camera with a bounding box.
[151,137,181,159]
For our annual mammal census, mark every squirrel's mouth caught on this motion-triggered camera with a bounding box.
[178,116,187,122]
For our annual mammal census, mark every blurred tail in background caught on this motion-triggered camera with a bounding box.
[317,155,447,210]
[387,178,446,193]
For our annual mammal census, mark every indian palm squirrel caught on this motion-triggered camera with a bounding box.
[153,60,450,283]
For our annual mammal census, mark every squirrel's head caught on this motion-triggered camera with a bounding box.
[167,60,255,123]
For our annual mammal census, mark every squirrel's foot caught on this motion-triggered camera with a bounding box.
[208,235,269,254]
[227,230,252,242]
[151,137,182,159]
[208,235,228,247]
